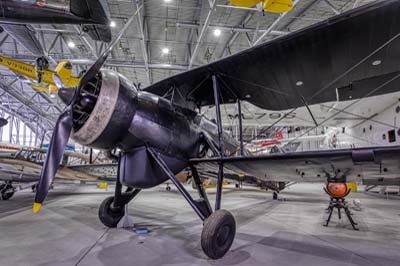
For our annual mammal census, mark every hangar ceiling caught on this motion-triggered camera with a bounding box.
[0,0,376,141]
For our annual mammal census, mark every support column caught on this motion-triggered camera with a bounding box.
[237,99,244,156]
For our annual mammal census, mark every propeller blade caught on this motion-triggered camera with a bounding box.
[78,10,139,89]
[58,87,76,105]
[33,105,73,213]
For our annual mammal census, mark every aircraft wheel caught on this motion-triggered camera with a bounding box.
[98,196,124,228]
[273,191,278,200]
[201,210,236,259]
[0,184,15,200]
[166,185,171,191]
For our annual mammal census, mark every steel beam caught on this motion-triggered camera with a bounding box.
[323,0,340,15]
[253,0,301,46]
[219,12,254,59]
[134,0,151,85]
[177,22,288,36]
[188,0,217,69]
[0,53,188,71]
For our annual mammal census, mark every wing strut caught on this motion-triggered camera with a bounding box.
[212,75,225,211]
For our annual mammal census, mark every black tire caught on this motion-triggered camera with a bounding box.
[273,192,278,200]
[201,210,236,259]
[98,196,124,228]
[166,185,171,191]
[0,184,15,200]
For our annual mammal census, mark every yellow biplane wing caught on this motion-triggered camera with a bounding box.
[0,56,79,93]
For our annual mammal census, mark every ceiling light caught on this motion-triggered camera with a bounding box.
[50,94,56,99]
[110,21,116,28]
[372,60,382,66]
[296,81,303,86]
[164,0,171,2]
[162,47,169,54]
[213,29,221,37]
[67,41,75,48]
[245,94,251,99]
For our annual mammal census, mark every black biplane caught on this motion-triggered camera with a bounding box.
[33,0,400,259]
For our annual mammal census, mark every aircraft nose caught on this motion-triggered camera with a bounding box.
[58,88,76,105]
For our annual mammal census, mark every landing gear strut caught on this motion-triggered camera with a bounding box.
[0,182,15,200]
[147,147,235,259]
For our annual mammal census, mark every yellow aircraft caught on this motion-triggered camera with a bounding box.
[230,0,293,13]
[0,56,80,94]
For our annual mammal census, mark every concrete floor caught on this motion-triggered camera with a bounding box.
[0,183,400,266]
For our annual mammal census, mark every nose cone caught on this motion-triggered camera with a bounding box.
[58,87,76,105]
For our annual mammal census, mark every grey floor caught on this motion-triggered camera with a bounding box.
[1,183,400,266]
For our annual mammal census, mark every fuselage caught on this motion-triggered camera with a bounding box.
[0,0,108,25]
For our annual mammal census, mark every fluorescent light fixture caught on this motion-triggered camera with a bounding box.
[110,21,116,28]
[67,41,75,48]
[164,0,171,2]
[296,81,303,86]
[162,47,169,54]
[213,28,221,37]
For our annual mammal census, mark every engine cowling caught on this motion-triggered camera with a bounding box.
[71,69,202,160]
[71,69,138,149]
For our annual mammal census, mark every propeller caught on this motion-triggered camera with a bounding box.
[33,13,138,213]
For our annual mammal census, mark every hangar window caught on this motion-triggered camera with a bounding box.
[388,130,396,143]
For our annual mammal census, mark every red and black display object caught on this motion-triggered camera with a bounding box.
[323,183,359,231]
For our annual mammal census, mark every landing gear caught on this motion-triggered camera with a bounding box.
[273,191,278,200]
[0,183,15,200]
[201,210,236,259]
[98,156,141,228]
[99,196,125,228]
[35,57,49,83]
[147,147,235,259]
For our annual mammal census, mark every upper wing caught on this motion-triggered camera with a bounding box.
[1,24,45,56]
[145,0,400,110]
[190,146,400,183]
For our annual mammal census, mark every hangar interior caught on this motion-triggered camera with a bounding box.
[0,0,400,265]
